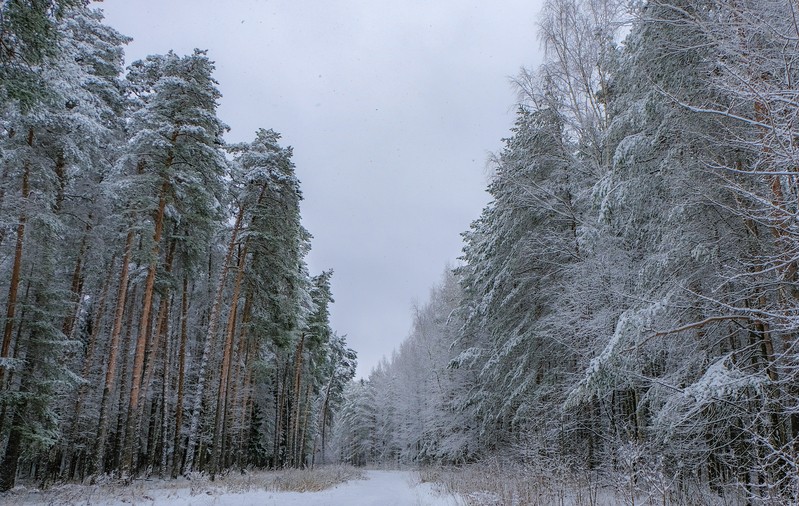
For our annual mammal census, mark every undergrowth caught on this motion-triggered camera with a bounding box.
[1,464,364,504]
[418,460,749,506]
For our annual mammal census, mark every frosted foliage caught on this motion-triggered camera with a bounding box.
[335,270,478,465]
[334,0,799,502]
[3,0,799,502]
[566,298,669,407]
[686,358,764,406]
[0,5,361,488]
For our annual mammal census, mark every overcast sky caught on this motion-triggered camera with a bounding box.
[98,0,545,378]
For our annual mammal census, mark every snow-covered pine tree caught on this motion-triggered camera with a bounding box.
[182,127,308,474]
[0,0,89,108]
[107,49,228,480]
[312,331,356,466]
[332,379,378,466]
[455,100,587,460]
[335,268,475,466]
[45,8,130,482]
[0,5,128,489]
[564,0,795,496]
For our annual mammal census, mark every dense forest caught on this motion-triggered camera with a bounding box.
[3,0,799,504]
[0,0,356,489]
[335,0,799,503]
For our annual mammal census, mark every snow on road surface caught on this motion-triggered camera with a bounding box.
[233,470,463,506]
[13,470,462,506]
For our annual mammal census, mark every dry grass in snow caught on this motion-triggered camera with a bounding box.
[418,461,749,506]
[2,464,364,505]
[419,463,606,506]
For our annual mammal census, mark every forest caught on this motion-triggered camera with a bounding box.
[2,0,799,504]
[0,0,357,490]
[332,0,799,504]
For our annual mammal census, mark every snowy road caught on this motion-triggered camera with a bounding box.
[111,470,462,506]
[237,470,462,506]
[8,470,463,505]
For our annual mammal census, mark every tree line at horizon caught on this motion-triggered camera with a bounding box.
[336,0,799,503]
[0,2,356,490]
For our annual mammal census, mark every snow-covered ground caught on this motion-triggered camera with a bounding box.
[8,470,462,506]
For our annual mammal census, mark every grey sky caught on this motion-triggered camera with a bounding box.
[98,0,544,378]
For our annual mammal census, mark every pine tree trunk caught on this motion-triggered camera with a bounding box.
[110,296,137,472]
[159,318,173,477]
[53,152,67,213]
[290,334,305,467]
[0,159,13,249]
[62,221,92,340]
[299,382,312,468]
[240,348,257,467]
[235,299,257,468]
[226,289,252,469]
[135,238,176,472]
[94,231,134,476]
[0,280,28,446]
[141,239,176,393]
[210,243,248,477]
[1,144,31,387]
[0,402,25,491]
[319,373,334,466]
[274,359,289,468]
[65,256,114,479]
[122,181,169,478]
[0,294,37,491]
[171,276,189,479]
[225,335,243,470]
[183,206,246,474]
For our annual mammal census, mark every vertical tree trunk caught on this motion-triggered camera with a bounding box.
[0,158,13,249]
[62,221,92,340]
[225,335,244,469]
[226,289,253,468]
[1,139,31,387]
[110,294,137,472]
[141,239,176,394]
[159,316,173,477]
[171,276,189,478]
[135,239,176,471]
[183,205,246,474]
[122,181,169,478]
[64,256,114,478]
[0,280,41,491]
[0,279,29,445]
[0,402,25,491]
[94,231,134,475]
[318,373,335,467]
[240,345,257,467]
[235,300,257,468]
[273,359,289,468]
[299,382,312,468]
[0,288,33,488]
[53,153,67,213]
[210,243,248,477]
[290,334,305,467]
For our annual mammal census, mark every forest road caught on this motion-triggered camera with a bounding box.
[6,469,463,505]
[97,469,464,506]
[249,469,462,506]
